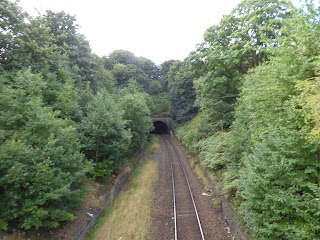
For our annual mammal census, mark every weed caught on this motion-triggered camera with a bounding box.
[86,138,160,240]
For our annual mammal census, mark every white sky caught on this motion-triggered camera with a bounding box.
[18,0,302,65]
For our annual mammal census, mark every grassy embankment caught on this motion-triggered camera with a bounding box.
[86,136,160,240]
[174,114,227,204]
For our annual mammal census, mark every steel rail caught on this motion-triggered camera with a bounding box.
[162,136,178,240]
[163,135,205,240]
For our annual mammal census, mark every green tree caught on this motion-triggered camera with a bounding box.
[149,80,163,95]
[90,54,116,93]
[0,2,84,122]
[119,80,153,149]
[168,61,198,123]
[108,49,138,66]
[136,57,159,81]
[0,70,88,230]
[295,76,320,147]
[0,4,61,73]
[111,63,150,90]
[159,59,177,91]
[226,3,320,238]
[150,92,170,115]
[0,0,26,70]
[106,50,160,91]
[190,0,293,128]
[42,10,93,87]
[81,90,131,177]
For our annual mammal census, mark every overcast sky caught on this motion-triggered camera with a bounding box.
[19,0,301,65]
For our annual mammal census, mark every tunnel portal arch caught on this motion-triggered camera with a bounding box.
[151,115,172,134]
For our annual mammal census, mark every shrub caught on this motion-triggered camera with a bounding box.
[81,89,131,176]
[199,131,230,170]
[0,71,88,230]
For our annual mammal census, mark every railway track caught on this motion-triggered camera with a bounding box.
[162,135,205,240]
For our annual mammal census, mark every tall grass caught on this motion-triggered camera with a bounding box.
[87,137,159,240]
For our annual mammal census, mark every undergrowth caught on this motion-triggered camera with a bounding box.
[86,136,159,240]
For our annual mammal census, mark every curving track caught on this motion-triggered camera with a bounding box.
[162,135,205,240]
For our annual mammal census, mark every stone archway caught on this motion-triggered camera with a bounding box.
[151,115,172,134]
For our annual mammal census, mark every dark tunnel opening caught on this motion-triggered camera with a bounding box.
[150,121,169,135]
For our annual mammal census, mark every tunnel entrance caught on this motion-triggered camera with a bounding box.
[150,121,169,135]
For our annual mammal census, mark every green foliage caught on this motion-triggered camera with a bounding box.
[150,92,170,115]
[147,60,177,115]
[0,5,60,73]
[111,63,149,90]
[0,70,88,230]
[190,0,293,128]
[228,61,318,237]
[176,114,229,170]
[159,59,177,92]
[0,0,163,233]
[224,3,320,238]
[0,3,86,122]
[81,90,131,175]
[106,50,160,91]
[42,10,93,86]
[168,60,198,123]
[91,159,114,178]
[107,50,160,81]
[90,54,117,93]
[194,73,240,128]
[295,76,320,147]
[136,57,160,81]
[49,74,83,122]
[108,49,138,66]
[0,0,26,70]
[149,80,163,95]
[176,113,210,153]
[237,126,320,239]
[120,81,153,149]
[198,131,230,170]
[176,1,320,239]
[0,0,25,44]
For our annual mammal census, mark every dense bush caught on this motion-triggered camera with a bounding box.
[230,61,320,238]
[190,0,292,128]
[0,0,158,231]
[168,61,198,124]
[176,1,320,239]
[176,113,208,152]
[119,81,153,149]
[81,90,131,177]
[0,71,89,230]
[229,4,320,238]
[150,92,170,115]
[295,77,320,147]
[198,131,230,170]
